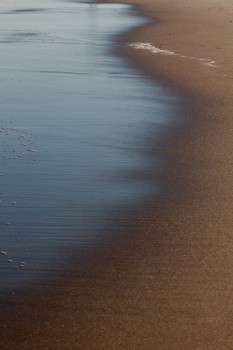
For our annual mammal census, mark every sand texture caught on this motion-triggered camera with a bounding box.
[1,0,233,349]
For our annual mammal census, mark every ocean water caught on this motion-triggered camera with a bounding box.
[0,0,178,289]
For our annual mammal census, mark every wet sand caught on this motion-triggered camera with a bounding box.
[1,0,233,349]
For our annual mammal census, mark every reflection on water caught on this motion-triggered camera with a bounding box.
[0,0,178,289]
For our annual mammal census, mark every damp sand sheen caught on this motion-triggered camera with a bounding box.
[1,0,233,349]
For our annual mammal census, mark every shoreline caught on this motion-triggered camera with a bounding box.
[105,0,233,347]
[1,0,233,348]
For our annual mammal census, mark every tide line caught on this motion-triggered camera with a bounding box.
[129,42,216,68]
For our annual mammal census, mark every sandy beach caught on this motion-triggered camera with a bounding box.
[1,0,233,349]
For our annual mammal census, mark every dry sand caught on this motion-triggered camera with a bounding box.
[1,0,233,349]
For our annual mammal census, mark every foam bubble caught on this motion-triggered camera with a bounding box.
[129,42,216,68]
[129,42,175,55]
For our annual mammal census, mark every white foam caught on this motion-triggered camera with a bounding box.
[129,42,216,68]
[129,42,175,56]
[197,58,216,67]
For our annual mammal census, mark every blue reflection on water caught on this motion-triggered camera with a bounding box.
[0,0,178,289]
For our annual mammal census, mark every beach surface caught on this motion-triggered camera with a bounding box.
[1,0,233,349]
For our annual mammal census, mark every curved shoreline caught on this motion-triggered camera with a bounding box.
[105,0,233,347]
[1,0,233,349]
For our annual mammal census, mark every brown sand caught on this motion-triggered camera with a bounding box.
[1,0,233,349]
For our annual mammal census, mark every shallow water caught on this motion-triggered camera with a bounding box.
[0,0,178,289]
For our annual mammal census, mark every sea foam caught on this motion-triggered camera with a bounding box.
[129,42,216,67]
